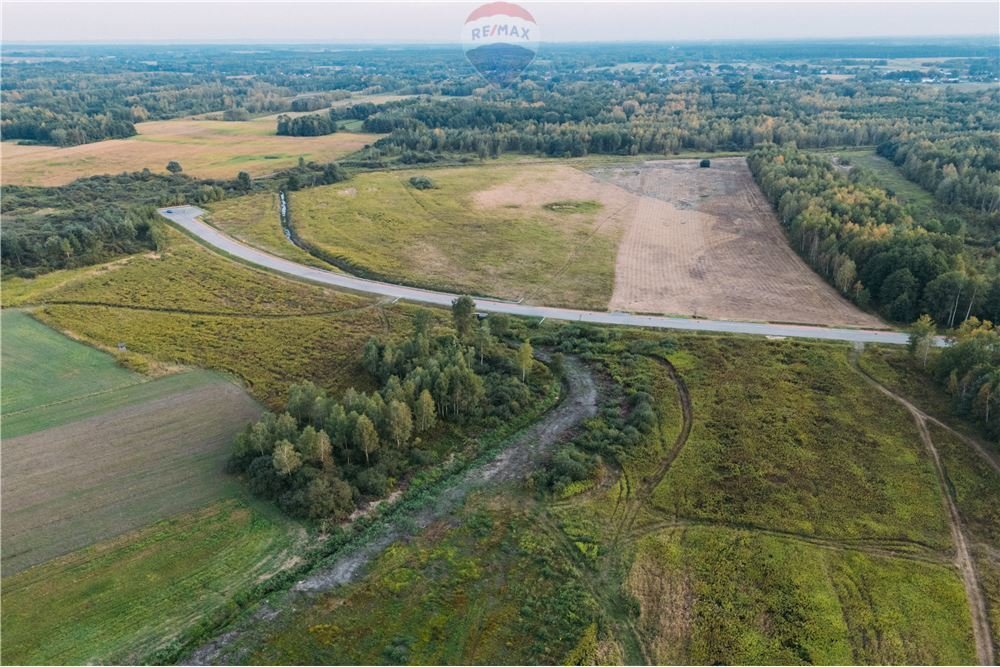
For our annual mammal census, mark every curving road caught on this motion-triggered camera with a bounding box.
[159,205,930,346]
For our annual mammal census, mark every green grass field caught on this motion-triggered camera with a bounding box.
[217,328,981,665]
[652,338,950,547]
[289,163,624,308]
[7,230,421,406]
[831,149,940,217]
[1,309,141,418]
[1,499,300,665]
[238,499,599,665]
[630,525,974,664]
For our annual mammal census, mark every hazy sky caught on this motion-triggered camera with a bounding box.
[3,1,998,44]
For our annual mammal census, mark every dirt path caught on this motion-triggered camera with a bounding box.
[614,355,694,544]
[851,347,995,665]
[185,355,597,665]
[635,517,951,566]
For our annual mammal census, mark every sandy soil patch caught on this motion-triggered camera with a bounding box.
[592,158,881,326]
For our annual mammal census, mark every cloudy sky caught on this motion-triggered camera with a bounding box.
[3,1,998,44]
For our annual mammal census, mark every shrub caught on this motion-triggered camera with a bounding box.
[409,175,436,189]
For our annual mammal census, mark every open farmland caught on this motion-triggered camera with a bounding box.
[289,164,633,309]
[1,499,300,665]
[1,117,375,186]
[590,158,882,326]
[1,310,262,572]
[1,309,143,426]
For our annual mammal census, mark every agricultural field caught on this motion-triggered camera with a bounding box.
[1,309,144,429]
[3,369,261,573]
[589,158,882,326]
[1,308,262,573]
[282,158,882,325]
[1,499,301,665]
[288,163,632,309]
[1,117,375,186]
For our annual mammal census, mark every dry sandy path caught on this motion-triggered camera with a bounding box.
[160,206,930,347]
[852,347,995,665]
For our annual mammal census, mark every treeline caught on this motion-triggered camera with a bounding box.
[351,78,999,164]
[1,171,241,276]
[276,113,337,137]
[937,319,1000,442]
[1,110,136,147]
[878,132,1000,217]
[748,144,1000,324]
[229,299,546,521]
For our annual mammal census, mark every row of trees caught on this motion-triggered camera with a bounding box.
[229,299,544,521]
[748,144,1000,324]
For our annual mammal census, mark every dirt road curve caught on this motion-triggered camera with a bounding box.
[160,206,934,347]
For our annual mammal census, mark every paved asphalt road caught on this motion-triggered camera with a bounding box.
[160,205,925,346]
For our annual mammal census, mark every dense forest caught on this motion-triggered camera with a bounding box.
[229,299,548,521]
[3,40,996,145]
[748,144,1000,324]
[1,172,232,275]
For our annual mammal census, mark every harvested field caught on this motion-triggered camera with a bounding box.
[591,158,881,326]
[1,118,375,186]
[1,375,261,573]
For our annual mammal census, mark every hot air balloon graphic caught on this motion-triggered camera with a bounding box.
[461,2,540,86]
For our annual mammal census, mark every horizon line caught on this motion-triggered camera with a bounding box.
[4,33,999,47]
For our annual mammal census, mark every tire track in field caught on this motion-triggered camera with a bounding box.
[535,511,653,666]
[613,355,693,545]
[33,300,382,320]
[632,516,951,566]
[850,346,995,666]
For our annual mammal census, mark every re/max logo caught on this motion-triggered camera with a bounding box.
[470,23,531,40]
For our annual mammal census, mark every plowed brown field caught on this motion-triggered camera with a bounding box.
[591,158,881,327]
